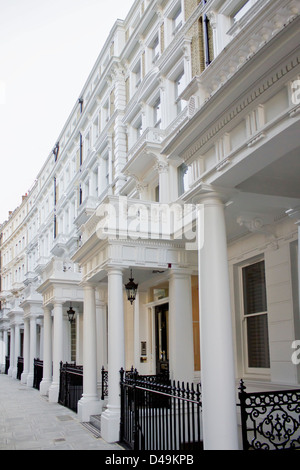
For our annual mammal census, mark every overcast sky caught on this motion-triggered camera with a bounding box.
[0,0,134,224]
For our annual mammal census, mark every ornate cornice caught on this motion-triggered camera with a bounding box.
[181,52,300,163]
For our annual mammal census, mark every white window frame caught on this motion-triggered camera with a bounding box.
[239,258,270,377]
[175,69,185,113]
[133,59,142,89]
[172,5,183,35]
[153,96,161,129]
[152,34,160,64]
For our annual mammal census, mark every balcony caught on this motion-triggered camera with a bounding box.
[74,196,99,228]
[51,233,69,257]
[40,257,81,284]
[124,127,166,182]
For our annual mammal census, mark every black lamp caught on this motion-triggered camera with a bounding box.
[67,303,76,323]
[125,270,138,304]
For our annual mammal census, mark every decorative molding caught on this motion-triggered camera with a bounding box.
[237,216,279,250]
[182,53,300,163]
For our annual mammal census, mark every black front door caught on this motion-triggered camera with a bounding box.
[155,303,169,376]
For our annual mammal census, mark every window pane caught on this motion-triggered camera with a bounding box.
[242,260,267,315]
[247,314,270,368]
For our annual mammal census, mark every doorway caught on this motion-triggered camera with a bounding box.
[155,303,169,376]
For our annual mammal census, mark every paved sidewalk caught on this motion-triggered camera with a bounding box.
[0,373,123,451]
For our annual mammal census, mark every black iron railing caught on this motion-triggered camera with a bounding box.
[33,359,44,390]
[58,362,83,413]
[238,380,300,450]
[101,366,108,400]
[17,356,24,380]
[120,368,202,451]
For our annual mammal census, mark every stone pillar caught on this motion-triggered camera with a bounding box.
[21,318,30,384]
[0,330,4,373]
[197,189,239,450]
[12,322,21,379]
[78,284,102,422]
[48,302,64,403]
[286,207,300,383]
[3,330,8,373]
[96,288,107,391]
[133,292,140,369]
[27,315,37,387]
[40,306,53,396]
[101,267,125,443]
[168,270,194,383]
[156,160,169,203]
[8,326,14,377]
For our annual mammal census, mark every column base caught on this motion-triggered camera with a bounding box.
[100,406,121,443]
[26,373,34,388]
[20,371,29,384]
[77,395,103,423]
[39,379,52,396]
[48,382,59,403]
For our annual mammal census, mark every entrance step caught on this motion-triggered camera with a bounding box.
[90,414,101,431]
[81,420,101,438]
[81,406,107,438]
[81,414,103,438]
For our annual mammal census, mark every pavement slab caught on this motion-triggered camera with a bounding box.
[0,374,123,451]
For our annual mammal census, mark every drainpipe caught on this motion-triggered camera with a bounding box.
[79,133,83,166]
[78,97,83,113]
[203,14,211,67]
[52,142,59,162]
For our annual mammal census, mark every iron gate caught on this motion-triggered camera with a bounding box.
[120,368,202,451]
[58,362,83,413]
[33,358,44,390]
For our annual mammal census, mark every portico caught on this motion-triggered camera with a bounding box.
[37,257,83,402]
[72,204,199,440]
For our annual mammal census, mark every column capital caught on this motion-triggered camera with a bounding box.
[81,281,97,291]
[106,265,125,275]
[191,183,237,205]
[167,268,193,280]
[43,304,52,314]
[154,159,169,174]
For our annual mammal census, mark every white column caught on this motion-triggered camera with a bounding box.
[133,292,140,369]
[96,288,107,391]
[3,330,8,373]
[48,302,64,403]
[40,306,53,396]
[76,310,83,365]
[0,331,4,372]
[156,160,169,203]
[27,315,37,387]
[21,318,30,384]
[12,322,21,379]
[78,284,102,422]
[168,270,194,383]
[197,191,239,450]
[286,207,300,383]
[101,267,125,443]
[286,207,300,298]
[8,326,14,377]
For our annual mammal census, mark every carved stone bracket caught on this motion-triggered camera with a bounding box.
[237,215,278,249]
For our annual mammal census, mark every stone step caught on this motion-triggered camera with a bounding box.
[90,414,101,431]
[81,421,101,438]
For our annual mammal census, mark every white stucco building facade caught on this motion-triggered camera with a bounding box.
[1,0,300,450]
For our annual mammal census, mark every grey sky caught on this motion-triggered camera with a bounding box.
[0,0,134,224]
